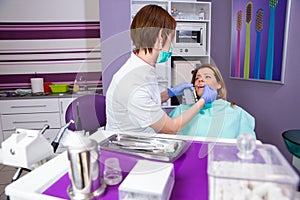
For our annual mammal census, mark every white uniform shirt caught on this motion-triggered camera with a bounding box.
[106,53,165,133]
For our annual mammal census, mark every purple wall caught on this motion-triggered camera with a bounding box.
[210,0,300,164]
[99,0,131,94]
[101,0,300,165]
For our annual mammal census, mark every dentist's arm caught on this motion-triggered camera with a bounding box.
[154,85,217,134]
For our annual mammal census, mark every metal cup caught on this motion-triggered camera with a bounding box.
[67,136,106,200]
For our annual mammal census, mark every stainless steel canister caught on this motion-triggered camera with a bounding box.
[66,135,106,200]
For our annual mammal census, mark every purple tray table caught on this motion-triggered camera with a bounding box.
[43,141,209,200]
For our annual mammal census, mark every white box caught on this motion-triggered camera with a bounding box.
[118,160,175,200]
[2,129,54,169]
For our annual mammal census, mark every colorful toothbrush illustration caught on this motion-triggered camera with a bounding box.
[235,10,242,78]
[265,0,279,80]
[254,9,264,79]
[243,2,252,79]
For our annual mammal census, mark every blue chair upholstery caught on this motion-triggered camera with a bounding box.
[65,94,106,132]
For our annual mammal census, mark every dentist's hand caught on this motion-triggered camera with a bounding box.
[168,82,194,98]
[201,85,217,105]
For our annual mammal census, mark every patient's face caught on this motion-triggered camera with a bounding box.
[194,67,221,97]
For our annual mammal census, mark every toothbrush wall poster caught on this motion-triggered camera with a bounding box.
[230,0,291,83]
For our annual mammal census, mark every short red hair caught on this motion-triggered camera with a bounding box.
[130,4,176,54]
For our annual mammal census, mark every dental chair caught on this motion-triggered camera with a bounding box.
[65,94,106,133]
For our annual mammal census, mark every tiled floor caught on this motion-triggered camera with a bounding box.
[0,164,24,200]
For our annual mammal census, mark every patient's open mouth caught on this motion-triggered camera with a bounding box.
[194,84,204,88]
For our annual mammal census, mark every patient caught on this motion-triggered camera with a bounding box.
[169,64,256,139]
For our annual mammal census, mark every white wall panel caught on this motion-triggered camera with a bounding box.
[0,0,99,22]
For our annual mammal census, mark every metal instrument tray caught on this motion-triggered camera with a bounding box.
[98,134,187,162]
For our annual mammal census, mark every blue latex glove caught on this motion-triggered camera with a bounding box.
[201,85,217,105]
[168,82,194,97]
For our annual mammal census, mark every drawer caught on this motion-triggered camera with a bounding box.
[0,98,59,114]
[1,113,61,130]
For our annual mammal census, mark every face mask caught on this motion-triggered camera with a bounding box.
[157,45,173,63]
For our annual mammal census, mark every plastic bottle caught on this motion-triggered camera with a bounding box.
[199,8,205,20]
[73,80,79,93]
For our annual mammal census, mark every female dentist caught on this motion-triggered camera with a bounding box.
[106,4,217,134]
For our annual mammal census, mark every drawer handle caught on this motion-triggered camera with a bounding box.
[11,105,47,109]
[13,120,48,124]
